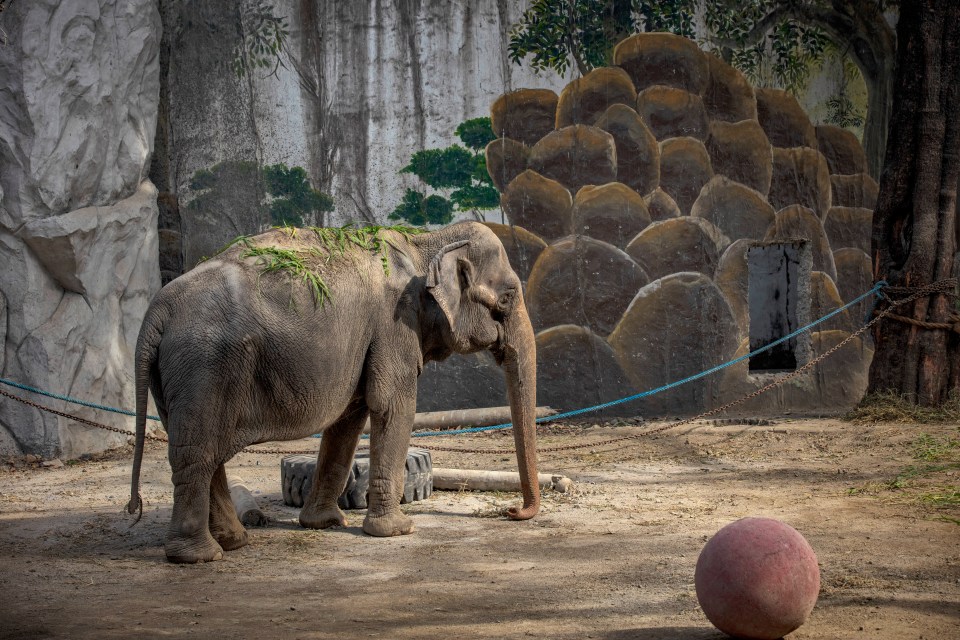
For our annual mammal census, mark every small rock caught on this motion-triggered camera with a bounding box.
[24,454,40,464]
[42,458,64,468]
[552,477,574,493]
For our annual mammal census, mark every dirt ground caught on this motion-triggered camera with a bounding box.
[1,417,958,639]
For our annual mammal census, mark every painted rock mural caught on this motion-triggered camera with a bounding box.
[418,32,875,417]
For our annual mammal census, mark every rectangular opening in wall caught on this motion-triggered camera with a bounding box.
[747,242,807,373]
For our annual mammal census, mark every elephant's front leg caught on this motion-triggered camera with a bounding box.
[300,401,369,529]
[363,387,417,537]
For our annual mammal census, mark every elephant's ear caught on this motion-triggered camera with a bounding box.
[426,240,473,330]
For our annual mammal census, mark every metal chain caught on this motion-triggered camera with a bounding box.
[2,279,954,460]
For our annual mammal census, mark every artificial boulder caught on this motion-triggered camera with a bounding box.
[625,216,730,281]
[823,206,872,253]
[833,248,874,326]
[594,104,660,195]
[526,236,650,336]
[636,85,708,141]
[608,272,738,415]
[481,222,547,283]
[705,119,773,196]
[764,205,837,282]
[830,173,879,209]
[500,170,573,241]
[485,138,530,192]
[703,53,757,123]
[809,271,854,334]
[691,176,775,242]
[572,183,652,248]
[416,352,507,412]
[536,325,636,416]
[491,89,559,146]
[755,88,818,149]
[644,187,682,221]
[659,137,714,215]
[613,32,709,95]
[529,125,618,195]
[816,125,868,175]
[713,239,753,340]
[769,147,832,219]
[555,67,637,128]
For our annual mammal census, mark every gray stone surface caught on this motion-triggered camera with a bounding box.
[823,206,873,254]
[529,125,618,195]
[535,325,636,417]
[691,176,775,242]
[416,352,507,412]
[764,205,838,282]
[769,147,833,219]
[613,33,709,95]
[625,217,731,281]
[491,89,560,146]
[594,104,660,196]
[713,239,754,341]
[755,88,818,149]
[572,183,651,249]
[526,236,650,336]
[705,120,773,196]
[703,54,757,123]
[556,67,636,128]
[830,173,879,209]
[486,138,530,192]
[659,137,714,215]
[834,248,874,328]
[0,0,162,458]
[608,272,738,416]
[501,170,573,241]
[816,125,868,175]
[636,86,708,141]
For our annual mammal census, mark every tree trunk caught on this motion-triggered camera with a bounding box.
[868,0,960,405]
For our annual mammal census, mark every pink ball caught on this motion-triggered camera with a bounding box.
[695,517,820,640]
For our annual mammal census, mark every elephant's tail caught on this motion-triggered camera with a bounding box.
[127,304,165,524]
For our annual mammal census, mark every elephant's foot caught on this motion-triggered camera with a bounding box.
[299,504,348,529]
[212,526,249,551]
[362,511,415,537]
[165,531,225,564]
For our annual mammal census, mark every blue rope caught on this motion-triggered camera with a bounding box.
[0,377,162,421]
[406,279,888,438]
[0,281,888,439]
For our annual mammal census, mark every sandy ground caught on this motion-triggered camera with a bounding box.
[0,417,958,639]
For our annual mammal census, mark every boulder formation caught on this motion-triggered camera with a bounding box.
[485,32,876,416]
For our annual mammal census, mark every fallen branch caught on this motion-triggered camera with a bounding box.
[362,406,557,434]
[228,476,269,526]
[432,468,573,493]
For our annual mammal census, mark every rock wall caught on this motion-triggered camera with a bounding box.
[0,0,162,457]
[424,33,876,417]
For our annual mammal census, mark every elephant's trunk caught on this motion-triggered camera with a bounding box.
[501,298,540,520]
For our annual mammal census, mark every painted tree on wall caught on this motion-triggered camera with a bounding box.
[509,0,896,177]
[868,0,959,406]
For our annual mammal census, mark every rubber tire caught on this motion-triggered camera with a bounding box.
[281,448,433,509]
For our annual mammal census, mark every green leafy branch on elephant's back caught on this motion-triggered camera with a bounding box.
[235,224,426,306]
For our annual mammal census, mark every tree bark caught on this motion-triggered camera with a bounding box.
[868,0,960,405]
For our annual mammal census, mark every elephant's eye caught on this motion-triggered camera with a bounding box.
[498,290,515,310]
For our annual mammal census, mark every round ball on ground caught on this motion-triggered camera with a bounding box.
[695,517,820,640]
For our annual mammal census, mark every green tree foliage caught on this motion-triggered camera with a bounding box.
[188,161,333,227]
[389,117,499,226]
[509,0,852,96]
[231,0,290,77]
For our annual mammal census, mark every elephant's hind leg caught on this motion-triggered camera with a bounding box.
[165,447,223,563]
[209,464,249,551]
[300,401,369,530]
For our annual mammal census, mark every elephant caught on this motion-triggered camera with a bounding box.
[128,221,540,563]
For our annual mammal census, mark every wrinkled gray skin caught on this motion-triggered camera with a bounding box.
[128,222,540,563]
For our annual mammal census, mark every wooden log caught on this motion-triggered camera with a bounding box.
[432,468,573,493]
[228,476,268,526]
[362,405,557,434]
